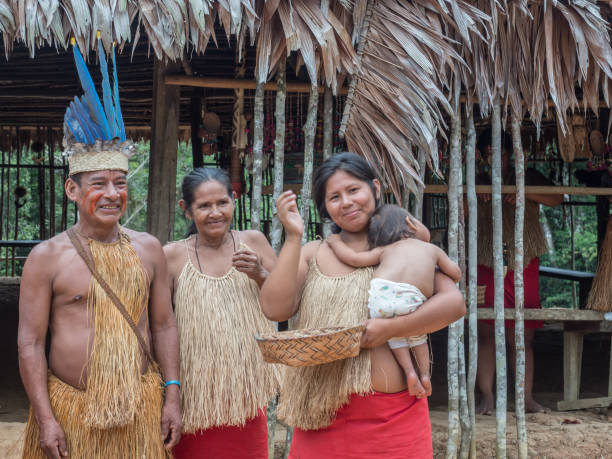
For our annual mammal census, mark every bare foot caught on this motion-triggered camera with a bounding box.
[477,395,495,415]
[420,374,432,397]
[406,371,426,398]
[525,398,550,413]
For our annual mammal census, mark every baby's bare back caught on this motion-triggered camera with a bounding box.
[375,239,439,298]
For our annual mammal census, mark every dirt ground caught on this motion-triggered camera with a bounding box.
[2,283,611,458]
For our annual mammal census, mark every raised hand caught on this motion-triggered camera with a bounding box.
[275,191,303,239]
[233,249,267,286]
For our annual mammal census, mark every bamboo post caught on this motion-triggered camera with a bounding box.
[492,99,507,458]
[300,84,319,243]
[446,77,461,459]
[251,82,265,231]
[413,148,427,220]
[271,60,287,253]
[465,104,478,459]
[37,139,46,240]
[511,115,528,459]
[322,87,333,238]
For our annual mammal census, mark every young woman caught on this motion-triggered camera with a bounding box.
[164,168,280,459]
[260,152,465,458]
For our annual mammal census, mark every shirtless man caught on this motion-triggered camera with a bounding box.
[18,166,182,458]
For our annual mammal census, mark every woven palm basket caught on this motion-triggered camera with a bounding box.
[477,267,508,306]
[255,325,365,367]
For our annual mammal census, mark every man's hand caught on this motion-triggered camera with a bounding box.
[38,418,68,458]
[160,388,182,450]
[360,318,391,349]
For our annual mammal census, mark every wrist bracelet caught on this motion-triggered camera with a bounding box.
[164,380,181,389]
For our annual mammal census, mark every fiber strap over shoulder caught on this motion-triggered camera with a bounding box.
[66,227,157,367]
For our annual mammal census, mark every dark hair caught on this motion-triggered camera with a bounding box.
[312,152,380,232]
[368,204,416,248]
[181,167,233,236]
[476,127,513,156]
[69,173,83,186]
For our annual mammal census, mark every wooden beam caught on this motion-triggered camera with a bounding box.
[557,396,612,411]
[165,75,349,95]
[146,59,181,245]
[476,308,608,321]
[262,183,612,196]
[425,185,612,196]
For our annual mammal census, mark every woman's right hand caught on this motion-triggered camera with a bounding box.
[276,191,304,239]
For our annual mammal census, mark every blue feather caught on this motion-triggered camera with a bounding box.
[70,98,96,143]
[111,44,126,141]
[72,44,111,141]
[98,40,118,139]
[64,107,89,143]
[66,101,94,144]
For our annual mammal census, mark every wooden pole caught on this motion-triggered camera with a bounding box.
[165,75,348,95]
[251,82,265,231]
[458,181,471,459]
[271,60,287,254]
[48,130,56,237]
[413,148,427,220]
[511,114,528,459]
[301,84,319,243]
[191,88,203,169]
[423,184,612,195]
[492,98,507,458]
[446,76,461,459]
[465,104,478,459]
[146,59,181,244]
[322,87,333,238]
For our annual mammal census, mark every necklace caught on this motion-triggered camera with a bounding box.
[194,230,236,273]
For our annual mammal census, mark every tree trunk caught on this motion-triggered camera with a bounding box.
[492,98,507,458]
[465,104,478,459]
[458,181,470,459]
[322,87,333,238]
[300,84,319,243]
[251,82,265,231]
[511,114,528,459]
[446,76,461,459]
[271,60,287,253]
[146,59,180,244]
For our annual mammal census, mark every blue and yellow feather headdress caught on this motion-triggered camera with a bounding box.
[63,36,133,176]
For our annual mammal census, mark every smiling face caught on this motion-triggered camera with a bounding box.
[182,180,235,239]
[65,170,128,227]
[324,170,380,234]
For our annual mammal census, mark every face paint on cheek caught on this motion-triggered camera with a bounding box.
[119,191,127,214]
[84,189,103,216]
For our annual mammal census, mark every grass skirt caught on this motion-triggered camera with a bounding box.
[22,371,170,459]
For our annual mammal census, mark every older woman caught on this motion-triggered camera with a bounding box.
[260,152,465,458]
[164,168,280,459]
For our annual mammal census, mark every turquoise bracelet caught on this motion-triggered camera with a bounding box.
[164,380,181,389]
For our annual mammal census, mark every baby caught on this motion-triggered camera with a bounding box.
[328,204,461,398]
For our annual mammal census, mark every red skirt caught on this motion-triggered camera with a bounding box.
[478,257,543,329]
[289,390,432,459]
[173,409,268,459]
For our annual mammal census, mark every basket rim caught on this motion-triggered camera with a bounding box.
[254,324,365,342]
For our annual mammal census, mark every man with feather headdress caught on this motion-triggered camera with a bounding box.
[18,38,182,458]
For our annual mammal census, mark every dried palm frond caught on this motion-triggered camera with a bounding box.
[16,0,65,57]
[0,0,16,55]
[136,0,188,61]
[344,0,489,197]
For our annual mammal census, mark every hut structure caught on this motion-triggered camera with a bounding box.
[1,1,612,458]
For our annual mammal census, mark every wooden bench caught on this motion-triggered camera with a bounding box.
[476,308,612,410]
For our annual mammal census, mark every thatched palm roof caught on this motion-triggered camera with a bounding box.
[1,1,612,192]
